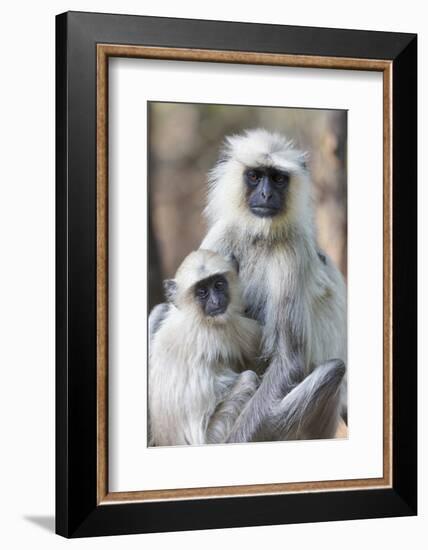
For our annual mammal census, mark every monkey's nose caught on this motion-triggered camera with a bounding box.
[260,178,273,200]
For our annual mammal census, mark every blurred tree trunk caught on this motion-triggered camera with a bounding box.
[148,214,164,311]
[334,112,348,278]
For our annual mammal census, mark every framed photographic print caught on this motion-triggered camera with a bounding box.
[56,11,417,538]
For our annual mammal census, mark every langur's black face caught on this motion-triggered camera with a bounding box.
[244,166,290,218]
[194,274,229,317]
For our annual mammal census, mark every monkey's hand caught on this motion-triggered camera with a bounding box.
[226,353,298,443]
[206,371,259,444]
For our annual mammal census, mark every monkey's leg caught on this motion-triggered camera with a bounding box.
[272,359,346,440]
[206,371,259,444]
[226,352,304,443]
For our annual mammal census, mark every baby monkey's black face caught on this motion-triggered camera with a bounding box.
[244,166,290,218]
[194,274,229,317]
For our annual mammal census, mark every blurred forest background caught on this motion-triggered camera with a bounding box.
[148,102,347,310]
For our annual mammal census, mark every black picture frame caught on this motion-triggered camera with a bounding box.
[56,10,417,538]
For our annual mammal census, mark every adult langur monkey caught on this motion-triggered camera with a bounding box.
[200,129,347,443]
[148,250,345,445]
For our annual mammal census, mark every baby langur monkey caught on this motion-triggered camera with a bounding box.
[148,249,261,446]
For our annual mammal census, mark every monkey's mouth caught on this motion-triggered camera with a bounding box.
[250,206,280,218]
[207,307,227,317]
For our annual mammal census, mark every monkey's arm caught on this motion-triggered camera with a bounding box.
[206,371,259,444]
[225,353,299,443]
[225,290,308,442]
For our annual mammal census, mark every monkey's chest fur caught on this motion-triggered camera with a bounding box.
[219,235,346,374]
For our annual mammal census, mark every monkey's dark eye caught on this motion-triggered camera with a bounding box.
[196,287,208,299]
[214,280,225,290]
[246,170,260,184]
[272,172,289,186]
[248,171,258,180]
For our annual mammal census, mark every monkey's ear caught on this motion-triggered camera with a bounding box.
[228,254,240,274]
[299,152,309,171]
[163,279,177,303]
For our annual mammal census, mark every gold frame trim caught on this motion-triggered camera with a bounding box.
[96,44,393,505]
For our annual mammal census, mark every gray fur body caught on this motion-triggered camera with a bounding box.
[201,129,347,441]
[226,358,345,442]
